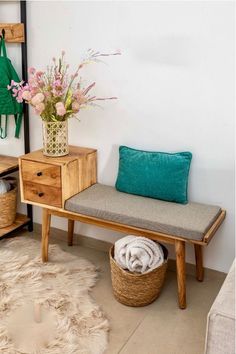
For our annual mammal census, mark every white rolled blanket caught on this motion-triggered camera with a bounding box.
[114,236,164,274]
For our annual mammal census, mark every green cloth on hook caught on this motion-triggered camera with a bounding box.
[0,34,23,139]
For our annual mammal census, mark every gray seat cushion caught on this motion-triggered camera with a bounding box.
[65,184,222,241]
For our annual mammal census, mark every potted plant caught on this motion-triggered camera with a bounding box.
[8,49,119,156]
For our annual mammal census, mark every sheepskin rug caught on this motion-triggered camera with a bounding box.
[0,236,109,354]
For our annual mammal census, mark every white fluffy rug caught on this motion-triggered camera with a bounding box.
[0,236,109,354]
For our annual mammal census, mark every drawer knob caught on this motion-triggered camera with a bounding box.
[38,192,44,197]
[37,172,43,176]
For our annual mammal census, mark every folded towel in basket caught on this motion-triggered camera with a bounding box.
[114,235,164,274]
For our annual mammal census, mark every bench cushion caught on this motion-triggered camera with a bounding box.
[65,184,222,241]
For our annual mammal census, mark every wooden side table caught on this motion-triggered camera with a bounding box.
[19,146,97,210]
[19,146,97,261]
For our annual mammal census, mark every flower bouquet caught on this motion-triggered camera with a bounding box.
[8,49,119,156]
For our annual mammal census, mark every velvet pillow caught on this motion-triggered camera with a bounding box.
[115,146,192,204]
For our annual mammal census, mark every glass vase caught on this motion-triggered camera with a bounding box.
[42,120,69,157]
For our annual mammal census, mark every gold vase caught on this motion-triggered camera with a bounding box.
[42,120,69,157]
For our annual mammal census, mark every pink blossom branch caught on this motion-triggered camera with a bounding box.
[83,82,96,96]
[87,49,121,58]
[90,96,117,101]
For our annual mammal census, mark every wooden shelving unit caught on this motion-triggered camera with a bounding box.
[0,155,19,176]
[0,2,33,236]
[0,214,30,237]
[0,155,30,237]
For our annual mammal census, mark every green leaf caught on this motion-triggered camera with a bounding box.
[65,89,72,109]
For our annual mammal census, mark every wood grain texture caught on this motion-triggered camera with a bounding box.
[20,146,97,165]
[175,240,186,309]
[48,208,178,245]
[18,158,24,206]
[62,160,79,203]
[21,160,61,187]
[20,146,97,209]
[0,213,30,237]
[42,208,51,262]
[203,210,226,244]
[23,181,62,208]
[0,23,24,43]
[0,155,18,175]
[78,151,97,191]
[68,219,74,246]
[194,244,204,281]
[47,207,225,246]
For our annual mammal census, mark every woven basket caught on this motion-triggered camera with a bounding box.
[0,178,17,228]
[110,244,168,307]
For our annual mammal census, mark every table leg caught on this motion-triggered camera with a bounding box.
[42,208,51,262]
[175,240,186,309]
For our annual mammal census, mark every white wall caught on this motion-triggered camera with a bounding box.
[0,1,234,273]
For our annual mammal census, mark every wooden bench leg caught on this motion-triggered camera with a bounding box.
[68,219,74,246]
[42,208,51,262]
[194,244,204,282]
[175,240,186,309]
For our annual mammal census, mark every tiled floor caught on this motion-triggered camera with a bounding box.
[9,229,225,354]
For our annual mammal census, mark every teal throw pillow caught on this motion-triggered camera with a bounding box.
[115,146,192,204]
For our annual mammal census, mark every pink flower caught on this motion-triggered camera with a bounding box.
[22,90,32,101]
[16,91,23,103]
[31,93,45,106]
[78,95,87,105]
[34,102,45,115]
[37,80,44,87]
[52,79,66,97]
[28,77,38,88]
[44,91,51,98]
[72,101,80,112]
[36,71,44,79]
[53,79,62,88]
[55,102,66,116]
[28,67,36,75]
[29,87,38,96]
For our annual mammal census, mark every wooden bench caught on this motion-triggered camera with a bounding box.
[41,183,226,310]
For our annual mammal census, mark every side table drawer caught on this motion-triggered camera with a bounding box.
[23,181,62,208]
[21,160,61,188]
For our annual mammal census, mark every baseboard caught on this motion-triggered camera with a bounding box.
[33,223,226,279]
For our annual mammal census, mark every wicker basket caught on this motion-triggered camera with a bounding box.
[0,178,17,228]
[110,244,168,307]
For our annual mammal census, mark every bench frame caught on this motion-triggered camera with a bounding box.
[41,207,226,309]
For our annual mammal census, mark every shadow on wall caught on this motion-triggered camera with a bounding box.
[99,144,120,186]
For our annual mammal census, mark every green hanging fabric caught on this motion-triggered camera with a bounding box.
[0,34,23,139]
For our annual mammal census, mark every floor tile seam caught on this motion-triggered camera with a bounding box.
[117,313,149,354]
